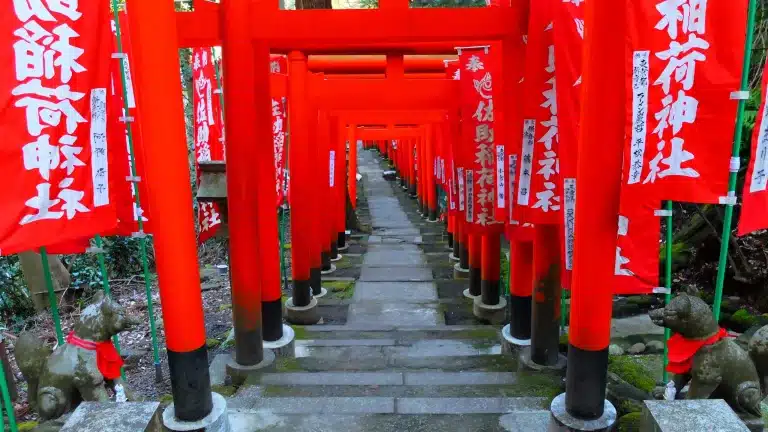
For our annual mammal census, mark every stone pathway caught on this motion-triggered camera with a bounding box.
[347,146,444,327]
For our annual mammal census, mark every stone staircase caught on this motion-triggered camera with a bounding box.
[226,326,561,431]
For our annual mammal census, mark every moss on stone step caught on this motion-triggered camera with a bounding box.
[617,412,642,432]
[608,355,655,393]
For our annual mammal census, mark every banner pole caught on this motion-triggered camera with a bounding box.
[40,247,64,345]
[0,361,17,432]
[663,200,673,383]
[713,0,758,322]
[94,234,125,380]
[110,1,162,381]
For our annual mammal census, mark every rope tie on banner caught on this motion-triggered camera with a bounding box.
[125,176,141,183]
[718,191,738,206]
[110,0,163,382]
[119,116,135,123]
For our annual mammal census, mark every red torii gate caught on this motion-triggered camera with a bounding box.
[124,0,621,430]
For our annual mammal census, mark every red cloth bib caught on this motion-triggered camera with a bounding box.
[666,327,730,375]
[66,332,124,380]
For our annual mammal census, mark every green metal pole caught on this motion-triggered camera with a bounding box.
[713,0,758,322]
[663,200,673,384]
[0,358,17,432]
[40,247,64,346]
[93,235,125,380]
[110,1,162,382]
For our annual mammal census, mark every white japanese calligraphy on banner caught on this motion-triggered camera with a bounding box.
[495,145,505,209]
[517,119,535,206]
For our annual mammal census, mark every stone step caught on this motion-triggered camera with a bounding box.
[294,339,502,359]
[260,371,518,386]
[269,352,517,372]
[295,324,502,342]
[228,395,547,415]
[228,411,552,431]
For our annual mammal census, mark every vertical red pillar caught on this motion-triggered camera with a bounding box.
[560,0,624,424]
[318,110,334,273]
[126,0,211,421]
[408,138,417,196]
[425,125,438,221]
[348,124,358,210]
[508,239,533,340]
[329,116,341,260]
[287,52,313,308]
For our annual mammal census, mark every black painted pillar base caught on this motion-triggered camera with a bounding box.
[262,299,284,342]
[409,183,417,197]
[321,251,332,271]
[337,232,347,250]
[530,289,562,367]
[480,279,500,306]
[292,279,312,307]
[469,267,481,297]
[459,243,469,271]
[310,267,323,296]
[509,294,533,340]
[453,239,461,261]
[331,241,339,260]
[447,233,454,248]
[167,345,213,422]
[428,209,438,222]
[566,345,610,419]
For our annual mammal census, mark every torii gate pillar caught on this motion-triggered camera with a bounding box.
[126,0,226,429]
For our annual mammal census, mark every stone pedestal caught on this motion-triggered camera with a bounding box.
[331,253,343,262]
[225,350,277,386]
[163,393,231,432]
[285,297,320,325]
[642,400,750,432]
[519,346,566,373]
[321,264,337,275]
[263,324,296,358]
[454,262,469,279]
[549,393,616,432]
[501,323,531,354]
[61,402,161,432]
[472,297,507,325]
[449,252,460,262]
[463,288,480,300]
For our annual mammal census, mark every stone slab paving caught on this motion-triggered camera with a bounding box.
[347,147,443,327]
[258,371,518,387]
[228,412,552,432]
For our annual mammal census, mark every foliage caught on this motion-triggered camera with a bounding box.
[0,255,34,325]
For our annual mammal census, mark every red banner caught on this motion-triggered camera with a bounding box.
[614,197,661,295]
[516,0,561,225]
[554,0,584,274]
[739,57,768,236]
[623,0,747,204]
[193,48,225,243]
[0,0,119,255]
[272,83,287,207]
[445,60,461,216]
[458,46,503,233]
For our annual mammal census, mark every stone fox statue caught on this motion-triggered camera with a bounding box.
[15,291,139,420]
[649,293,768,417]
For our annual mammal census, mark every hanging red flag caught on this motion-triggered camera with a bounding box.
[0,0,119,255]
[623,0,747,204]
[444,60,461,217]
[192,48,225,243]
[457,45,503,233]
[613,198,661,295]
[270,54,288,74]
[516,0,561,226]
[272,78,288,208]
[553,0,584,278]
[739,57,768,236]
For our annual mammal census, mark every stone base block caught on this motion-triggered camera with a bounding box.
[285,297,320,325]
[642,399,750,432]
[338,243,349,251]
[263,324,296,358]
[331,253,343,262]
[549,393,616,432]
[449,252,460,262]
[472,297,507,325]
[519,346,567,372]
[313,287,328,299]
[501,323,531,354]
[454,263,469,280]
[463,288,480,300]
[61,402,161,432]
[225,350,277,386]
[321,264,337,275]
[163,393,230,432]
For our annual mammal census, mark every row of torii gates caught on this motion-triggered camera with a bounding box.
[129,0,623,430]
